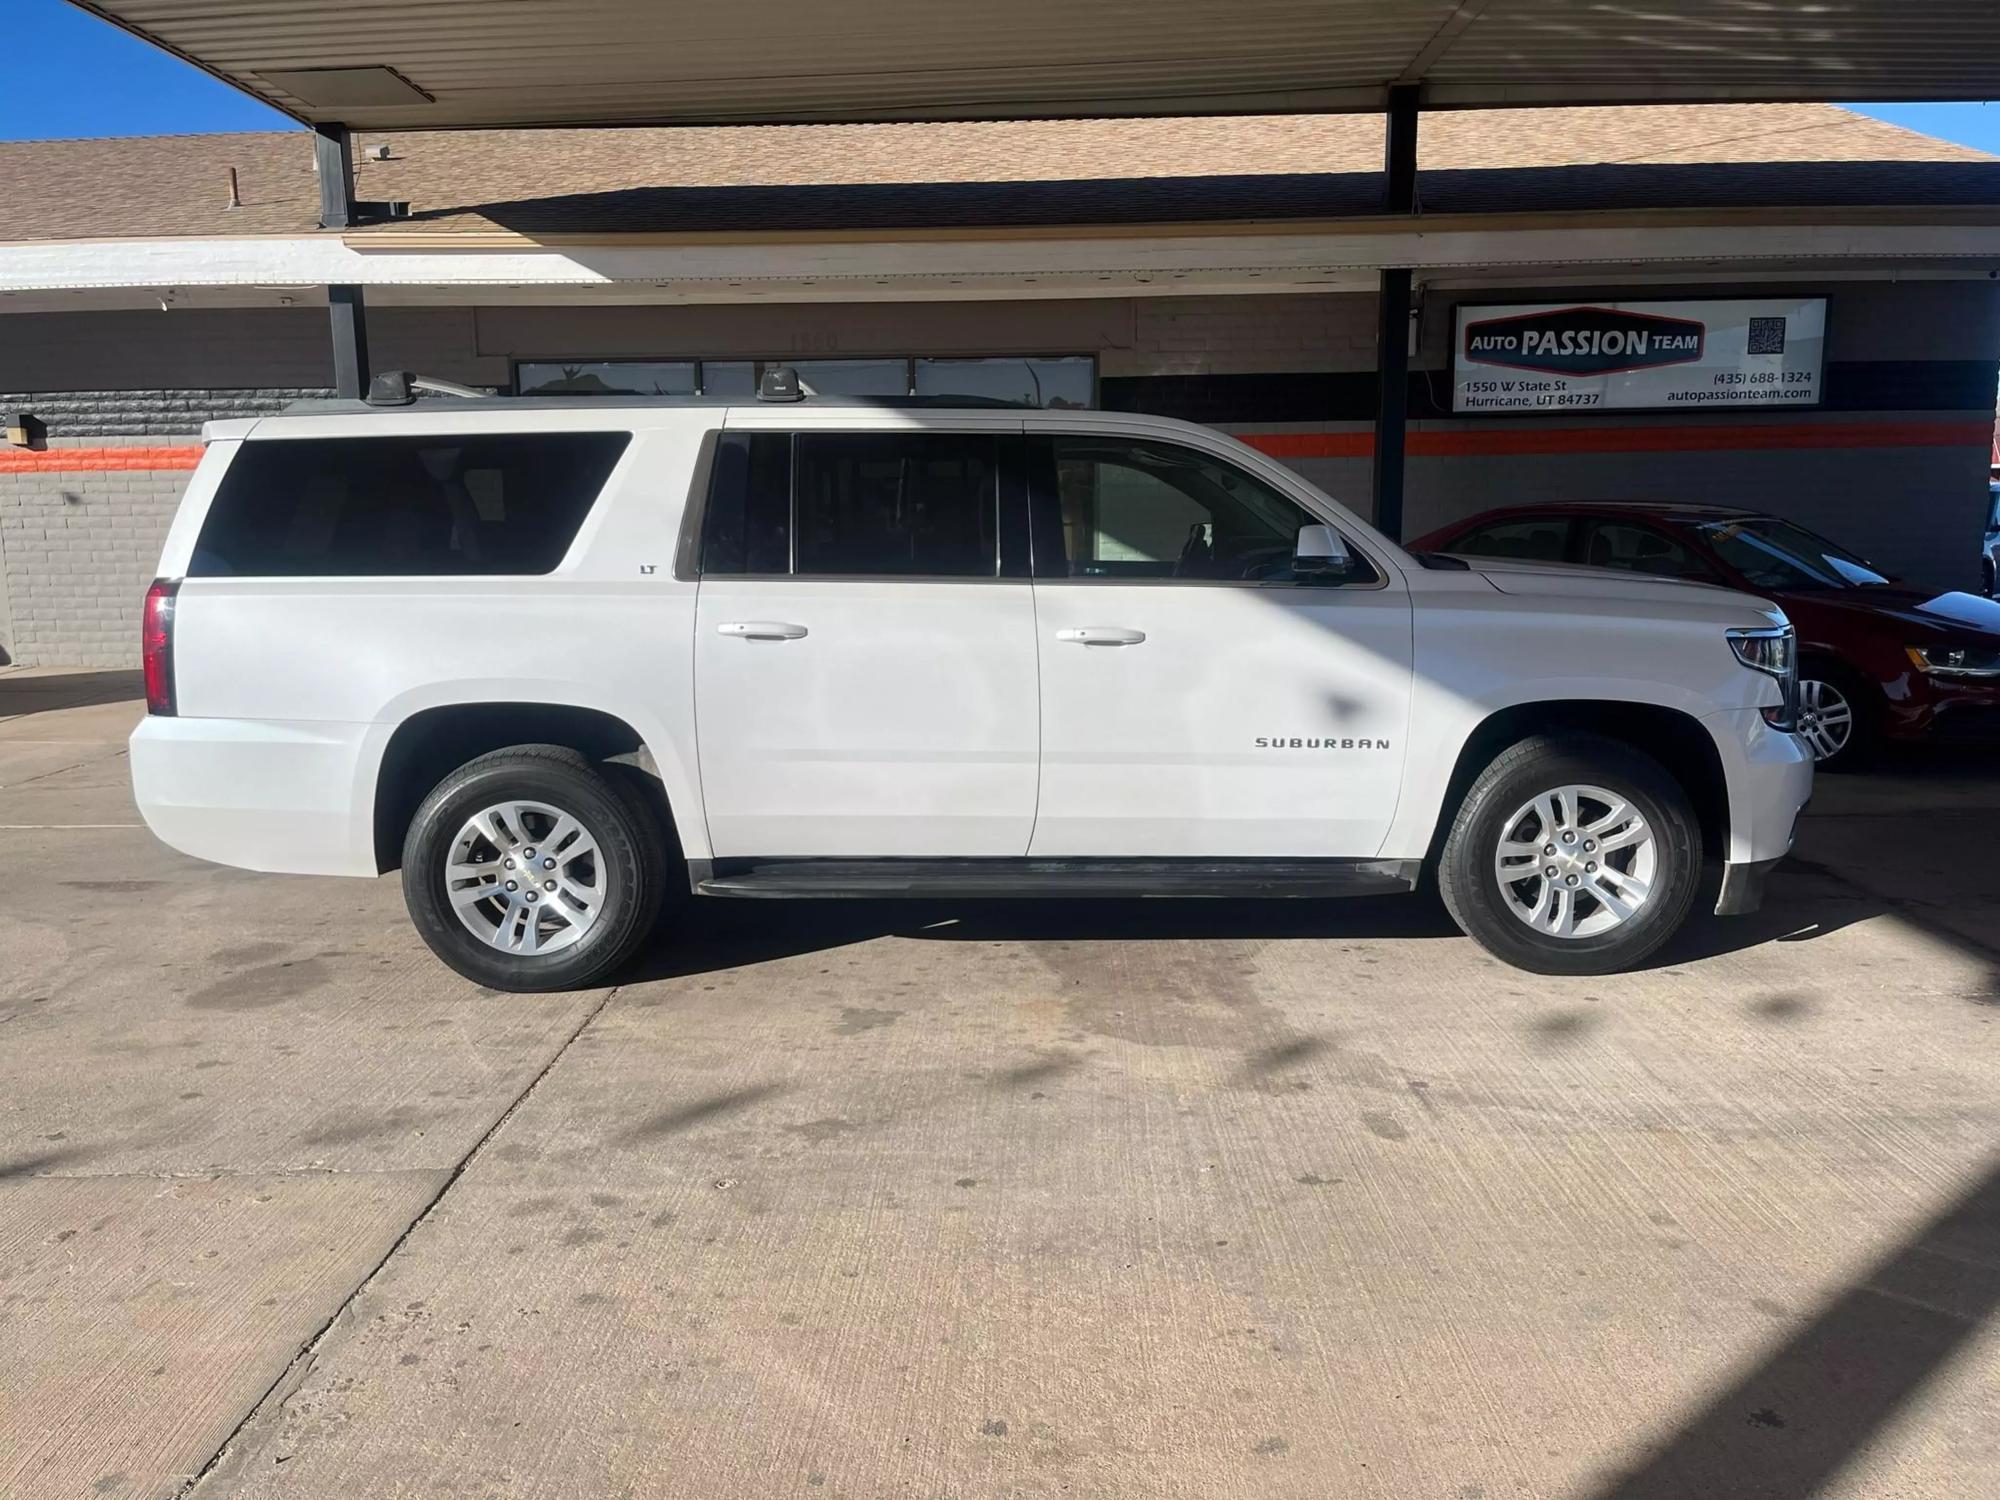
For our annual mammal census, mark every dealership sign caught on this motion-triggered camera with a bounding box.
[1451,298,1826,413]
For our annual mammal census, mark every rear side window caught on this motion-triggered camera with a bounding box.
[700,431,1001,578]
[1575,519,1715,581]
[190,433,629,577]
[1441,517,1571,563]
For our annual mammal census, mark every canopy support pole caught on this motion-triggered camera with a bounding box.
[1372,84,1419,541]
[316,124,370,399]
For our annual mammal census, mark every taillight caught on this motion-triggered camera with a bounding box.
[142,579,179,716]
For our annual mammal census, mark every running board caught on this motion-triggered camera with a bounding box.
[691,857,1421,900]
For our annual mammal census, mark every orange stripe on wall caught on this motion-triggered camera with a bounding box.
[1238,419,1993,461]
[0,445,203,473]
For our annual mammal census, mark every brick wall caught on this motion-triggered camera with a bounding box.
[0,437,198,668]
[0,303,501,665]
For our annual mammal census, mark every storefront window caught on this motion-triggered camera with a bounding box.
[514,355,1095,405]
[916,356,1093,408]
[786,359,910,396]
[517,360,696,396]
[699,361,758,397]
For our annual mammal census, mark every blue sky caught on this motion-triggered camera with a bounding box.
[3,0,1998,152]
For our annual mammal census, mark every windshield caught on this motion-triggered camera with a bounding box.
[1696,516,1892,591]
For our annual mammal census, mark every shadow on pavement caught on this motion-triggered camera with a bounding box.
[1593,1155,2000,1500]
[627,891,1460,984]
[626,873,1883,985]
[0,669,145,719]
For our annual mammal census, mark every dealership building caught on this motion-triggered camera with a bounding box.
[1,102,1997,667]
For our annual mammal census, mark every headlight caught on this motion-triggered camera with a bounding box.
[1907,645,2000,678]
[1728,626,1798,731]
[1728,626,1795,678]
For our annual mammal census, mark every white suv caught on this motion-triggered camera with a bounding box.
[131,372,1812,989]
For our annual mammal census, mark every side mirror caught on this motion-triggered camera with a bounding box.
[1294,523,1354,579]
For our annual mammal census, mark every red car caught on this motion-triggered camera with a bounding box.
[1409,503,2000,768]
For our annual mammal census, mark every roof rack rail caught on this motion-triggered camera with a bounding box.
[365,371,494,406]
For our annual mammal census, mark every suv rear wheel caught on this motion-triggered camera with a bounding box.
[1438,734,1701,976]
[402,744,665,991]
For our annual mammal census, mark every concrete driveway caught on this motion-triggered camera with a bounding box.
[3,666,1997,1500]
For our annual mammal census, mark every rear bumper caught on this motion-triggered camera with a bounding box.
[1714,854,1786,917]
[129,714,380,877]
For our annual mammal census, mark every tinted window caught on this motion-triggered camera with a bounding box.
[1442,517,1571,563]
[1576,520,1714,580]
[1047,437,1371,584]
[700,433,793,575]
[192,433,628,577]
[795,433,998,576]
[699,432,1001,578]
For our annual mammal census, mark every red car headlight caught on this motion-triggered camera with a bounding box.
[1906,645,2000,679]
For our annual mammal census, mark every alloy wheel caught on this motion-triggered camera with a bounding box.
[444,799,608,955]
[1795,678,1854,762]
[1493,783,1657,940]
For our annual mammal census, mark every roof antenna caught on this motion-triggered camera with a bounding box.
[758,365,812,402]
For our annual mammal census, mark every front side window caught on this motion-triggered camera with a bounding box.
[700,431,1001,578]
[191,433,629,577]
[1044,436,1372,584]
[1440,517,1572,563]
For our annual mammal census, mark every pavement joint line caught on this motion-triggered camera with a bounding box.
[0,756,106,790]
[19,1166,444,1183]
[172,981,624,1499]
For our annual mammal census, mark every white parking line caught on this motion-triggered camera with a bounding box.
[0,823,144,829]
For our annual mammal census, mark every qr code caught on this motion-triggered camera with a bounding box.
[1746,317,1786,355]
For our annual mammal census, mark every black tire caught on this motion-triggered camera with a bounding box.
[1796,658,1875,772]
[401,744,666,992]
[1437,734,1701,977]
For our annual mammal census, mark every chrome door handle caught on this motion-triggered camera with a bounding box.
[717,620,808,641]
[1056,627,1146,646]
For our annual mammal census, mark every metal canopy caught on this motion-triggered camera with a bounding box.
[73,0,2000,131]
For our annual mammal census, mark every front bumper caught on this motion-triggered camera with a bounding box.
[1703,707,1813,868]
[1715,854,1786,917]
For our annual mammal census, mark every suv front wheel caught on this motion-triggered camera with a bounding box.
[402,744,666,991]
[1438,734,1701,976]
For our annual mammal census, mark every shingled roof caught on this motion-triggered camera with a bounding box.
[1,104,1992,243]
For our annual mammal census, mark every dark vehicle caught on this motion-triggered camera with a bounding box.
[1411,502,2000,768]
